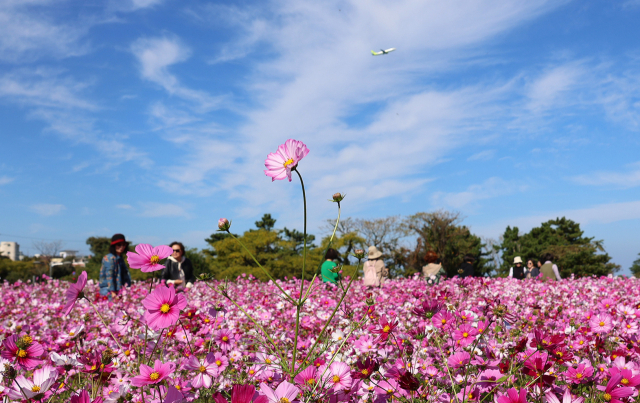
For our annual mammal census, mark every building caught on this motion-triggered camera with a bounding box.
[0,241,20,261]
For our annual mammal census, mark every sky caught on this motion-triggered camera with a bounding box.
[1,0,639,274]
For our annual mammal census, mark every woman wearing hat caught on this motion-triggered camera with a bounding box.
[508,256,526,280]
[99,234,132,299]
[363,246,388,288]
[422,251,446,285]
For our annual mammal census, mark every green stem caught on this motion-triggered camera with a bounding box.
[179,320,194,356]
[291,169,307,374]
[87,299,123,350]
[146,329,165,365]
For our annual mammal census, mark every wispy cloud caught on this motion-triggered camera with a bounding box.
[116,204,133,210]
[432,177,528,210]
[571,162,640,188]
[0,176,14,186]
[30,203,65,216]
[467,150,496,161]
[138,202,190,218]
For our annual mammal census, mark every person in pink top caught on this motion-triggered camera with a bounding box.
[363,246,387,289]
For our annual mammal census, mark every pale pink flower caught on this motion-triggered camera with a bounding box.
[589,313,613,334]
[497,388,528,403]
[264,139,309,182]
[142,285,188,330]
[259,380,300,403]
[208,352,229,374]
[545,389,585,403]
[184,353,218,389]
[63,271,87,315]
[131,359,174,386]
[127,243,173,272]
[447,351,470,369]
[9,365,57,400]
[322,361,352,391]
[453,323,478,347]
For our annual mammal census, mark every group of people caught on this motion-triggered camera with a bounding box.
[508,252,562,281]
[98,234,196,298]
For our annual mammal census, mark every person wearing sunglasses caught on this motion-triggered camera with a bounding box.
[99,233,132,299]
[162,241,196,291]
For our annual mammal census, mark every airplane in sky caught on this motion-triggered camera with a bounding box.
[371,48,396,56]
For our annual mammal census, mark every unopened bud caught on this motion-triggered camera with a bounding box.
[330,264,342,273]
[353,249,365,260]
[218,218,231,231]
[331,193,345,203]
[366,297,375,306]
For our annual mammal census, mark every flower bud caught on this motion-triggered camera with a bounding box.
[331,193,345,202]
[330,264,342,273]
[353,249,365,260]
[218,218,231,231]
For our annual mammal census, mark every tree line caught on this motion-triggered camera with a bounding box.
[0,210,627,283]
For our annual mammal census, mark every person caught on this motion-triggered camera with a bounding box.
[363,246,387,288]
[321,248,341,284]
[422,251,446,285]
[457,254,475,278]
[162,242,196,291]
[525,259,539,278]
[508,256,525,279]
[539,253,561,281]
[99,234,132,299]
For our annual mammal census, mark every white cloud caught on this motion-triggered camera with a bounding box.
[30,203,65,216]
[526,63,584,113]
[139,202,190,218]
[432,177,528,210]
[130,0,164,10]
[131,36,222,110]
[572,162,640,188]
[116,204,133,209]
[0,176,14,185]
[467,150,496,161]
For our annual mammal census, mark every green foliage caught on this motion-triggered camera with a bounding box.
[494,217,619,277]
[406,210,491,277]
[0,258,46,283]
[185,248,208,279]
[255,213,277,231]
[629,253,640,278]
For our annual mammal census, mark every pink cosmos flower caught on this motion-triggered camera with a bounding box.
[184,353,219,389]
[259,380,300,403]
[70,389,104,403]
[8,365,57,400]
[565,363,593,384]
[609,367,640,387]
[596,373,634,403]
[589,313,613,334]
[453,323,478,347]
[432,311,455,330]
[264,139,310,182]
[142,285,188,330]
[214,328,236,352]
[1,334,44,369]
[354,335,377,354]
[322,362,352,391]
[294,366,318,389]
[63,271,87,316]
[213,384,268,403]
[496,388,528,403]
[544,389,585,403]
[447,351,470,369]
[209,352,230,375]
[131,359,175,387]
[127,243,173,272]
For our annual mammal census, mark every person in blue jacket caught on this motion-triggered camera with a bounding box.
[99,233,132,299]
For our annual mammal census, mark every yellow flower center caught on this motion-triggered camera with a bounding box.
[599,321,605,327]
[17,349,27,358]
[603,393,612,401]
[176,385,181,390]
[150,255,160,265]
[579,340,584,345]
[576,373,582,378]
[199,365,206,373]
[222,336,229,342]
[205,318,210,323]
[280,398,290,403]
[21,335,33,345]
[362,369,369,376]
[249,370,255,374]
[283,159,294,168]
[31,385,41,393]
[160,304,171,313]
[383,325,391,333]
[91,365,97,371]
[69,332,75,336]
[149,372,160,381]
[627,325,631,329]
[468,393,474,399]
[124,350,131,356]
[216,360,222,366]
[622,378,629,385]
[463,332,469,338]
[441,319,446,324]
[332,375,341,383]
[307,378,315,385]
[265,359,271,364]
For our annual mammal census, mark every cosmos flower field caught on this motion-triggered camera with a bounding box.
[1,274,640,403]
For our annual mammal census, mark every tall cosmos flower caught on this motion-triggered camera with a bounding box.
[264,139,310,182]
[63,271,87,316]
[596,373,634,403]
[142,285,188,330]
[259,380,300,403]
[131,360,174,387]
[1,334,44,369]
[8,365,57,400]
[496,388,528,403]
[322,362,352,391]
[127,244,173,273]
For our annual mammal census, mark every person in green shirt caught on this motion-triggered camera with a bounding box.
[321,248,341,283]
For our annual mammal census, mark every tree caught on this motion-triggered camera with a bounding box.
[405,210,491,277]
[32,240,64,277]
[630,254,640,278]
[494,217,620,277]
[255,214,277,231]
[281,227,316,253]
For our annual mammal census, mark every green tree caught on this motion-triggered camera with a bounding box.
[405,210,491,277]
[495,217,619,277]
[0,257,45,283]
[255,214,277,231]
[629,253,640,278]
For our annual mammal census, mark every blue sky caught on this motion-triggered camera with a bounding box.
[1,0,639,273]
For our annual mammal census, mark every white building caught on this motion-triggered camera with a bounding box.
[0,242,20,261]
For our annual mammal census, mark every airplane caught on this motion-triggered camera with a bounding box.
[371,48,396,56]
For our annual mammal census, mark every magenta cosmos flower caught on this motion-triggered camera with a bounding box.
[264,139,309,182]
[596,373,634,403]
[70,390,104,403]
[142,285,188,330]
[259,380,300,403]
[131,359,175,387]
[1,334,44,369]
[213,384,268,403]
[127,243,173,272]
[589,313,613,334]
[496,388,528,403]
[63,270,87,316]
